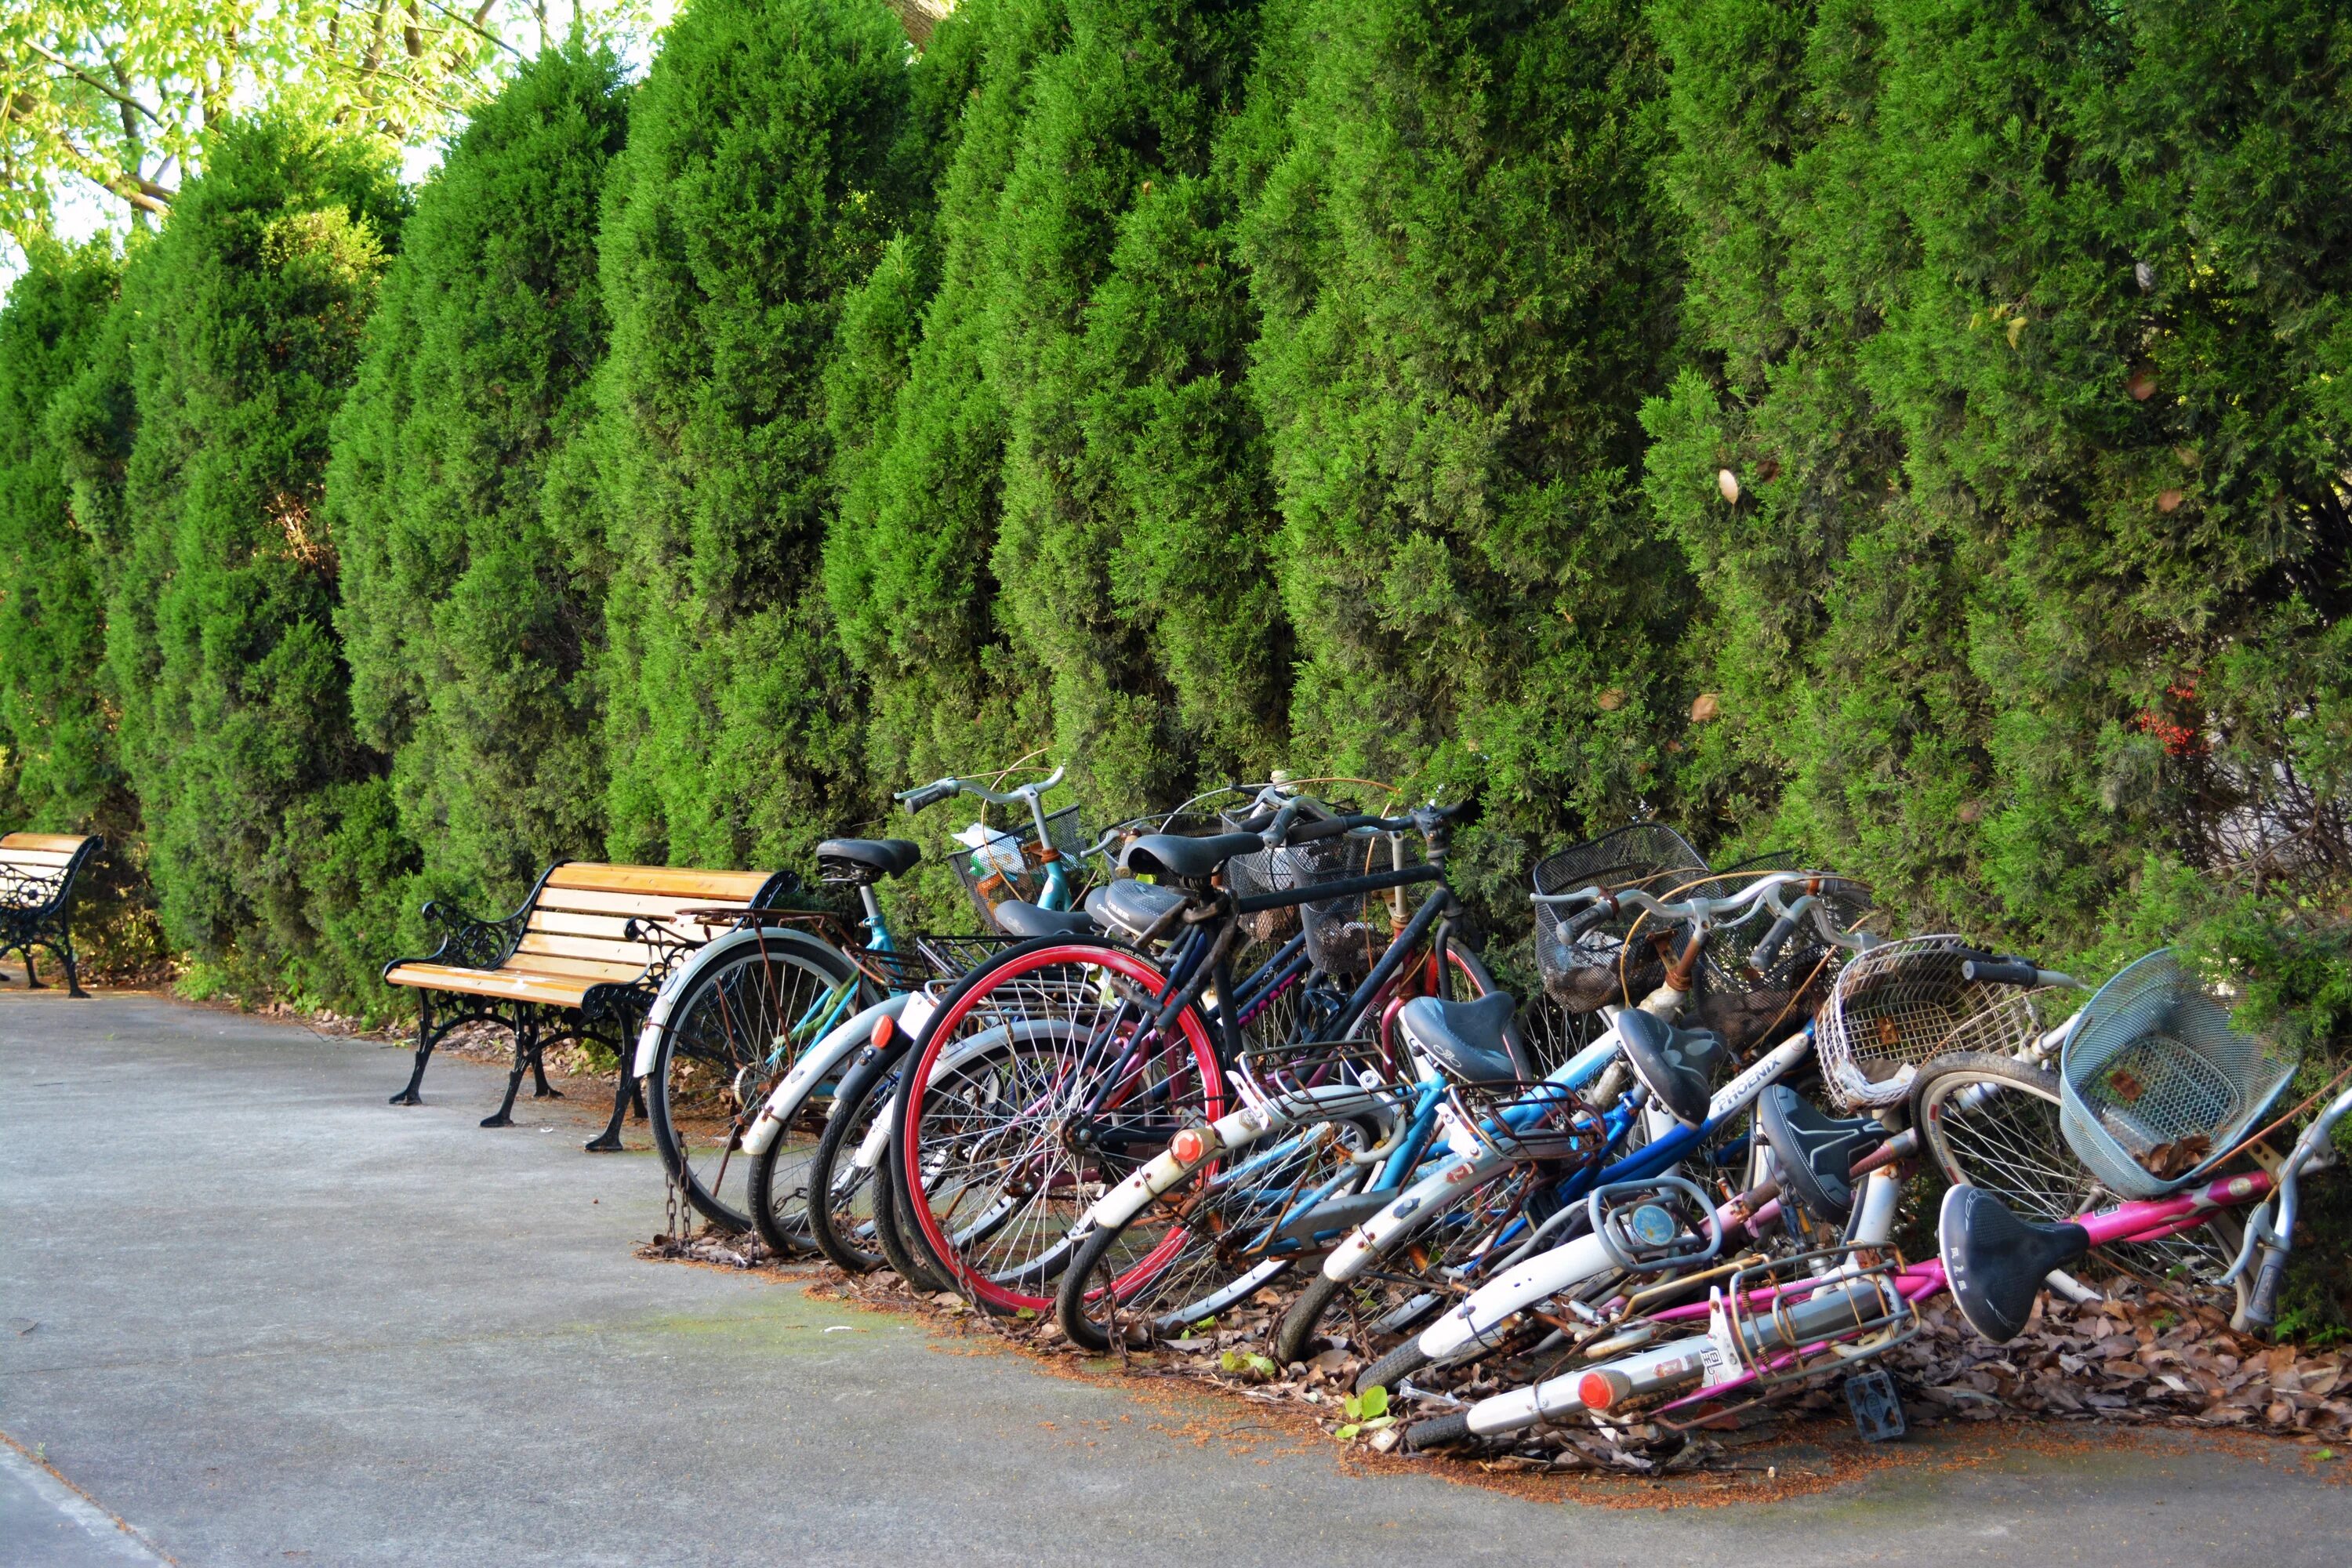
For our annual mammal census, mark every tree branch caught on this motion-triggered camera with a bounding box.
[27,41,165,126]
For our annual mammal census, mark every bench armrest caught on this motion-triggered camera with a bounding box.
[386,896,529,975]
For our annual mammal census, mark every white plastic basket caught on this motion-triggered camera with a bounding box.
[2059,949,2298,1200]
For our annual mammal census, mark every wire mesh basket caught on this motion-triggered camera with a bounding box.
[1530,823,1711,1013]
[1813,935,2057,1110]
[949,802,1089,927]
[1295,828,1425,977]
[2059,949,2300,1200]
[1681,866,1873,1056]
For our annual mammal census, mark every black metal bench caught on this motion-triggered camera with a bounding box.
[0,832,101,997]
[383,860,789,1149]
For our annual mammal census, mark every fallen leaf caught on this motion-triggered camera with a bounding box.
[1690,692,1722,723]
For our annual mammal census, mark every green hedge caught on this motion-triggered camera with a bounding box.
[0,0,2344,1070]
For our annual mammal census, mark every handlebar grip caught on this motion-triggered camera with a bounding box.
[1261,797,1305,848]
[1961,956,2043,988]
[898,781,957,813]
[1560,899,1619,946]
[1747,911,1802,975]
[2245,1246,2288,1330]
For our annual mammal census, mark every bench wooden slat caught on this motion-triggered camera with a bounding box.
[529,886,743,921]
[544,862,771,900]
[383,963,593,1006]
[503,947,654,978]
[0,833,93,855]
[0,848,78,869]
[525,908,731,944]
[513,930,664,966]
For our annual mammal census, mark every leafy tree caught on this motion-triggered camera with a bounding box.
[1242,0,1689,854]
[328,46,630,924]
[1,2,654,258]
[49,116,407,1003]
[586,0,911,869]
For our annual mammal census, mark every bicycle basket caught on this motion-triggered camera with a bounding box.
[1813,935,2056,1110]
[2059,949,2299,1200]
[949,802,1088,928]
[1290,828,1423,977]
[1530,823,1711,1014]
[1684,867,1872,1057]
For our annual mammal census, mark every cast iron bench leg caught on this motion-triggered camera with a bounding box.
[60,937,87,998]
[391,991,435,1105]
[585,1064,633,1152]
[530,1032,563,1100]
[482,1005,532,1128]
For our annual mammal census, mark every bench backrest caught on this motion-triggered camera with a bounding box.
[0,833,97,910]
[499,862,786,989]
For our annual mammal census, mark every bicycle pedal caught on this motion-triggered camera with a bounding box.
[1843,1367,1905,1443]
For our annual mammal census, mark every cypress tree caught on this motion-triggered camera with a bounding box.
[51,118,407,1004]
[0,241,122,834]
[1645,0,2352,984]
[329,49,631,920]
[1242,0,1688,847]
[588,0,913,869]
[986,0,1285,805]
[824,0,1069,793]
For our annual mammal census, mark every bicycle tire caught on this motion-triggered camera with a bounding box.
[894,937,1225,1313]
[790,1036,891,1270]
[648,931,872,1234]
[1402,1410,1474,1453]
[1911,1050,2243,1292]
[1356,1338,1432,1399]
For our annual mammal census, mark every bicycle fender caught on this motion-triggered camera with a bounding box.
[1418,1229,1616,1363]
[1321,1151,1504,1283]
[630,926,862,1080]
[739,992,916,1158]
[1473,1337,1704,1437]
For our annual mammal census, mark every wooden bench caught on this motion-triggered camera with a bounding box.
[0,832,102,997]
[383,860,789,1148]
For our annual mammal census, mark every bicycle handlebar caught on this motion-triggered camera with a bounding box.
[895,765,1068,812]
[1534,870,1865,953]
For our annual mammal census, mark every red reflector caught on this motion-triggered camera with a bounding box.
[1171,1129,1206,1163]
[871,1014,895,1050]
[1578,1370,1623,1411]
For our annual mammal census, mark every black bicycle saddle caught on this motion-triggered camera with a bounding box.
[815,838,921,883]
[992,900,1095,940]
[1615,1011,1722,1127]
[1119,833,1265,882]
[1083,879,1188,943]
[1939,1184,2089,1343]
[1759,1085,1886,1224]
[1398,992,1526,1086]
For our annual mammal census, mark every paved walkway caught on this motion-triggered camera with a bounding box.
[4,991,2347,1566]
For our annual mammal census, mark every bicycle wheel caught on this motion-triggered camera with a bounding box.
[1911,1051,2243,1293]
[894,938,1228,1313]
[1057,1110,1388,1353]
[1273,1161,1544,1368]
[649,931,871,1234]
[803,1033,953,1293]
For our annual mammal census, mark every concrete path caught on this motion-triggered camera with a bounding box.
[4,991,2347,1566]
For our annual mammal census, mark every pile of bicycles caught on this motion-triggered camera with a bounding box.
[622,760,2343,1456]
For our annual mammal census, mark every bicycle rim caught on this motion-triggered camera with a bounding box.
[896,941,1227,1312]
